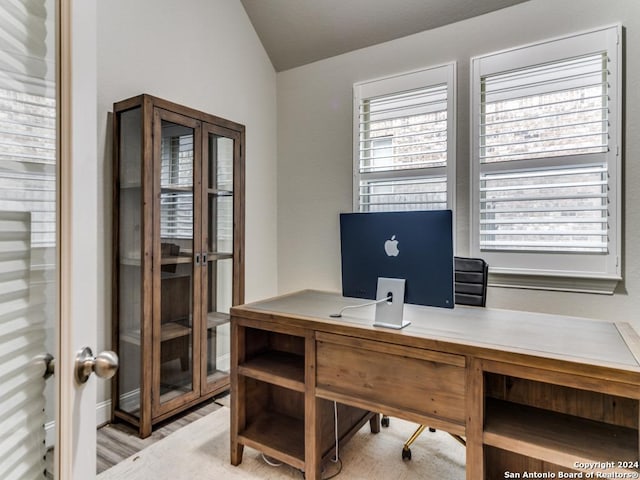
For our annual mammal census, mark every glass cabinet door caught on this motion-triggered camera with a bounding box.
[201,125,239,393]
[116,106,143,417]
[153,109,202,412]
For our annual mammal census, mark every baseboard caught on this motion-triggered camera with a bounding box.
[118,388,141,413]
[96,398,113,427]
[45,398,112,449]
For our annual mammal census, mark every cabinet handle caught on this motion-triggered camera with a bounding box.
[202,253,207,265]
[195,253,200,265]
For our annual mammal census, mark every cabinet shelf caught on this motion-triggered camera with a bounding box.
[120,256,194,267]
[121,321,192,346]
[120,256,142,266]
[484,399,639,474]
[208,188,233,196]
[238,411,305,469]
[238,351,305,391]
[161,184,193,192]
[161,255,192,265]
[207,251,233,261]
[207,312,229,328]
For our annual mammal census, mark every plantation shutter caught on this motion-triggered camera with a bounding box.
[0,0,56,248]
[471,25,621,287]
[479,54,609,253]
[354,64,455,212]
[0,0,53,477]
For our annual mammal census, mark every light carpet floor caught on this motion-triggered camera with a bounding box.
[97,407,465,480]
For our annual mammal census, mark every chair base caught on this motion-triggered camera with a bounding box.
[402,424,466,461]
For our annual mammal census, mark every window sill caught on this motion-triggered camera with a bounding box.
[488,270,621,295]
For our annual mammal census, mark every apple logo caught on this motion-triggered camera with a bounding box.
[384,235,399,257]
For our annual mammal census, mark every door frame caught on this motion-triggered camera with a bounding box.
[56,0,99,477]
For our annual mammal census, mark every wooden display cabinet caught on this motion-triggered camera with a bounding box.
[112,94,245,437]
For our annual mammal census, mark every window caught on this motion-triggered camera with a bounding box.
[471,26,621,292]
[353,63,456,213]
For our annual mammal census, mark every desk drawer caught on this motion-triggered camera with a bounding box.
[315,332,466,425]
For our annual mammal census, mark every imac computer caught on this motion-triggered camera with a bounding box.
[338,210,454,326]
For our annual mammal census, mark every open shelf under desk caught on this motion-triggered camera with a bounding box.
[238,411,305,470]
[238,351,305,392]
[484,399,639,474]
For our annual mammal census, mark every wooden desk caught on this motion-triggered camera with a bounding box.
[230,290,640,480]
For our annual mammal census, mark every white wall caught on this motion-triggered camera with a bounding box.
[277,0,640,327]
[96,0,277,409]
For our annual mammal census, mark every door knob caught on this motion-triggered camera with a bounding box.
[38,352,55,379]
[75,347,119,384]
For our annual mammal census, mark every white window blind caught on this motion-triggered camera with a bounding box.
[160,129,194,240]
[0,15,56,248]
[480,53,609,253]
[211,136,234,252]
[354,63,455,212]
[471,25,621,286]
[0,0,54,477]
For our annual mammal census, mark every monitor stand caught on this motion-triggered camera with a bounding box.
[373,277,410,329]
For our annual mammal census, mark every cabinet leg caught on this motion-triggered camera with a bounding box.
[230,441,244,466]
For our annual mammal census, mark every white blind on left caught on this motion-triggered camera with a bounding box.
[0,212,47,479]
[0,0,54,478]
[0,0,56,248]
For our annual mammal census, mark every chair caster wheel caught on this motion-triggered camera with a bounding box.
[402,448,411,461]
[381,416,390,428]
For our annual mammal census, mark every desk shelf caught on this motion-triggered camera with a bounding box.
[234,327,308,471]
[238,410,305,469]
[484,399,639,474]
[241,328,305,391]
[238,351,305,392]
[232,321,379,477]
[483,369,640,478]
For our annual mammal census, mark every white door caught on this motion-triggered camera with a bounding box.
[0,1,101,478]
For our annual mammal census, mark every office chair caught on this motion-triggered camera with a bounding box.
[400,256,489,460]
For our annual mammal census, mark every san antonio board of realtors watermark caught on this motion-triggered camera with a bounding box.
[503,461,640,479]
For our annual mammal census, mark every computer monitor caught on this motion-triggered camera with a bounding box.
[339,210,454,309]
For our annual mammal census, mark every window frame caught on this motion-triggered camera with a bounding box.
[353,62,457,214]
[470,25,622,293]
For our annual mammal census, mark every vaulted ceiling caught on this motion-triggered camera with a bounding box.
[240,0,530,71]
